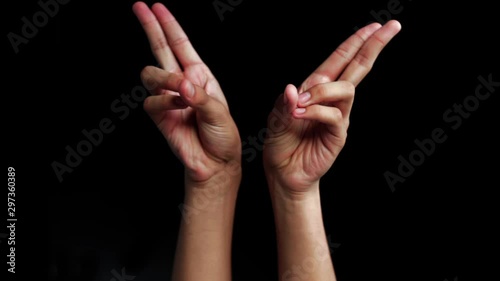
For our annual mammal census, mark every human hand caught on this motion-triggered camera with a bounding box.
[133,2,241,184]
[263,20,402,195]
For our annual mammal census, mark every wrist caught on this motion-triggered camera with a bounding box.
[185,161,241,199]
[185,158,241,186]
[266,171,320,202]
[268,180,324,236]
[180,165,240,225]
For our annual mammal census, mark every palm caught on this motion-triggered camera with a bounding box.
[154,66,228,169]
[268,120,343,185]
[276,78,347,181]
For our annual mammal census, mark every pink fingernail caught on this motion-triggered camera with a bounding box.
[298,92,311,104]
[295,108,306,114]
[185,81,195,97]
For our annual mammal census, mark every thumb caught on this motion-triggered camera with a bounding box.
[267,84,299,135]
[178,79,227,124]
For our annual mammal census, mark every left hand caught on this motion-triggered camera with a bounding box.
[133,2,241,183]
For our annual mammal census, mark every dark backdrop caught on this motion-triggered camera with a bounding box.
[4,0,498,280]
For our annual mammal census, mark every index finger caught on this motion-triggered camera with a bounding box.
[339,20,401,86]
[133,2,181,72]
[151,3,204,68]
[301,22,382,91]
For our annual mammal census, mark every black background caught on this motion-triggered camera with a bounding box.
[3,0,498,280]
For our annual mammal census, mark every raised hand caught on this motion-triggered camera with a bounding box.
[133,2,241,183]
[133,3,242,280]
[264,20,402,194]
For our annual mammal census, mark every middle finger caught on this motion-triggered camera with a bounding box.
[133,2,181,72]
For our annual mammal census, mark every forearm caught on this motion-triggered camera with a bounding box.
[268,179,336,281]
[172,168,241,281]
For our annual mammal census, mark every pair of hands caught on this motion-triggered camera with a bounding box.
[133,2,401,196]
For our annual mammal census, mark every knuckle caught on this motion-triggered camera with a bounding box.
[170,36,190,48]
[151,38,169,51]
[141,66,159,91]
[330,107,344,124]
[341,81,355,97]
[345,81,356,93]
[143,96,153,112]
[372,34,386,47]
[352,31,366,46]
[313,84,327,100]
[334,45,352,61]
[140,66,150,80]
[345,119,351,128]
[353,50,373,69]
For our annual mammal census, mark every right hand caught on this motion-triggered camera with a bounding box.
[263,21,402,194]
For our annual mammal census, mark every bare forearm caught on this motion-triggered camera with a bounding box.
[172,169,241,281]
[269,180,336,281]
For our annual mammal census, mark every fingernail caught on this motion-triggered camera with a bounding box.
[184,81,195,98]
[298,92,311,104]
[295,108,306,114]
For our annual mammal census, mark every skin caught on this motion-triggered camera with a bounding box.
[133,1,401,280]
[264,21,401,280]
[133,2,241,281]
